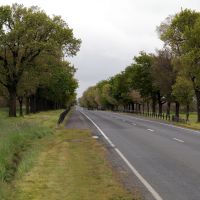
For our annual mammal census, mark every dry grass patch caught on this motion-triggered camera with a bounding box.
[13,129,135,200]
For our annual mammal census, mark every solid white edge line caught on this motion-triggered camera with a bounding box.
[173,138,184,143]
[80,110,163,200]
[115,148,163,200]
[80,111,115,148]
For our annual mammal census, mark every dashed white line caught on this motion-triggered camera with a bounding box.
[111,112,200,135]
[80,110,163,200]
[173,138,184,143]
[147,129,155,132]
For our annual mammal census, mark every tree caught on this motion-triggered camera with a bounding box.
[172,76,194,121]
[0,4,81,116]
[127,52,158,113]
[158,9,200,121]
[152,48,177,116]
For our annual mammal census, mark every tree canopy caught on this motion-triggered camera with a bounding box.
[0,4,81,116]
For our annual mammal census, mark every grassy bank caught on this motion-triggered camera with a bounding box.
[0,108,136,200]
[0,108,61,199]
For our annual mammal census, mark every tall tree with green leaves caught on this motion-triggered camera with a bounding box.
[0,4,81,116]
[152,48,177,116]
[158,9,200,121]
[127,52,157,113]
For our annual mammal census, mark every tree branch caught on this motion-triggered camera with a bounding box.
[0,78,8,88]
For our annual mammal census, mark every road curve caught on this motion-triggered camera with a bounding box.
[78,108,200,200]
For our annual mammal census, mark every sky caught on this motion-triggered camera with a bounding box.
[1,0,200,97]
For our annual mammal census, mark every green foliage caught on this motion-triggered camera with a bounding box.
[127,52,156,98]
[172,76,194,105]
[0,110,53,184]
[0,4,80,116]
[151,49,176,101]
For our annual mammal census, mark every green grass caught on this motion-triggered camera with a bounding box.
[13,129,135,200]
[0,108,63,199]
[0,108,137,200]
[174,112,200,130]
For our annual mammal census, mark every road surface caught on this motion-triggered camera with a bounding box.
[77,108,200,200]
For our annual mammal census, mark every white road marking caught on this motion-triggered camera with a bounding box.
[147,129,155,132]
[173,138,184,143]
[132,123,137,125]
[80,111,115,148]
[111,112,200,135]
[115,148,163,200]
[80,110,163,200]
[92,136,99,139]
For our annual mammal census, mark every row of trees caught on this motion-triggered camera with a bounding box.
[79,9,200,122]
[0,4,81,117]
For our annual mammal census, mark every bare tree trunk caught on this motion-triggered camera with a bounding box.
[142,102,145,114]
[158,102,162,115]
[152,97,156,114]
[166,102,171,116]
[30,95,36,113]
[186,104,189,122]
[18,96,23,116]
[26,97,30,114]
[132,103,135,113]
[8,87,17,117]
[195,90,200,122]
[175,101,180,119]
[147,101,150,114]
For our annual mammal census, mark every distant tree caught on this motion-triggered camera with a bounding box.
[127,52,158,113]
[172,76,194,121]
[152,48,177,116]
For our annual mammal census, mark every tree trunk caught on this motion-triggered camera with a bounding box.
[26,97,30,114]
[132,103,135,113]
[142,102,145,114]
[8,87,17,117]
[152,97,156,114]
[138,104,141,113]
[166,102,171,116]
[158,102,162,115]
[147,101,150,114]
[18,96,23,116]
[30,95,36,113]
[157,92,164,115]
[186,104,189,122]
[195,90,200,122]
[175,101,180,119]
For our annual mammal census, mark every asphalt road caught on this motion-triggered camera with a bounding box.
[78,107,200,200]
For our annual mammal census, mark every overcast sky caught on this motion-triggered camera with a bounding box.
[1,0,200,97]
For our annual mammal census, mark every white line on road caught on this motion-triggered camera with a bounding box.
[80,111,115,148]
[80,110,163,200]
[147,129,155,132]
[173,138,184,143]
[111,112,200,135]
[115,148,163,200]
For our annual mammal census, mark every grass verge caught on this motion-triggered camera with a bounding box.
[1,108,136,200]
[0,108,63,199]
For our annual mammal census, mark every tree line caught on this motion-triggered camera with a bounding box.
[79,9,200,122]
[0,4,81,117]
